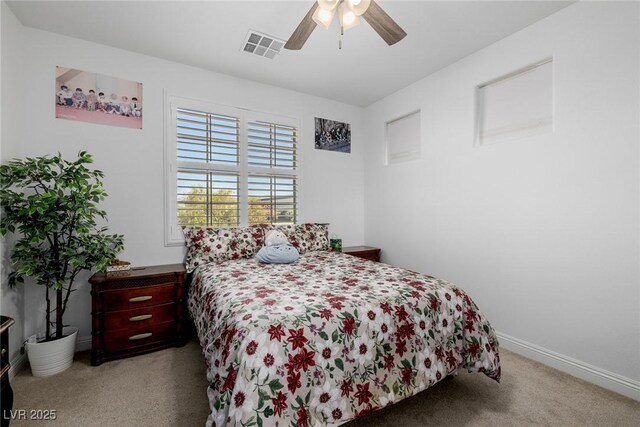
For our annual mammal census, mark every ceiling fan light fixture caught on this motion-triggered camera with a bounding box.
[285,0,406,50]
[339,2,360,31]
[317,0,338,11]
[345,0,371,16]
[312,5,336,30]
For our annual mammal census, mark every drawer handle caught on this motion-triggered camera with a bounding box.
[129,333,152,341]
[129,314,152,322]
[129,296,152,303]
[1,348,6,357]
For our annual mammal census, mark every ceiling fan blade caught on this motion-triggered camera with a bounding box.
[284,2,319,50]
[362,0,407,46]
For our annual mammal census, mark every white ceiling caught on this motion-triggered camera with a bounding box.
[7,0,573,107]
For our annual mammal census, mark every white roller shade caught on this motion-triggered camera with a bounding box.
[386,110,421,164]
[477,59,553,145]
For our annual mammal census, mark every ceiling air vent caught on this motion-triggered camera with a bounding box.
[241,30,285,60]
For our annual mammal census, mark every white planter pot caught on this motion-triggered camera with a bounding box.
[26,326,78,377]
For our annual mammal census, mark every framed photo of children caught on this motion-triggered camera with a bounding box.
[55,66,143,129]
[314,117,351,153]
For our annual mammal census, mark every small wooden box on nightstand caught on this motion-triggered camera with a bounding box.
[89,264,186,366]
[342,246,381,262]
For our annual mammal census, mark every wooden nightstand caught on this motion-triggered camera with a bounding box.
[342,246,381,262]
[89,264,187,366]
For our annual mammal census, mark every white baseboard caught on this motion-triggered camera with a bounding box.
[497,331,640,401]
[9,352,27,380]
[75,334,91,352]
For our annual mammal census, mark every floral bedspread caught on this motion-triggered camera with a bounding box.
[188,251,501,427]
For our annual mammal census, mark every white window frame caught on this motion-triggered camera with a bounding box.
[164,94,301,246]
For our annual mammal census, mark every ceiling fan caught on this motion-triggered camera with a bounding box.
[284,0,407,50]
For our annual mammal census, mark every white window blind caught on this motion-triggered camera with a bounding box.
[177,170,239,228]
[386,110,421,164]
[476,59,553,145]
[176,108,241,228]
[247,121,297,169]
[166,96,299,243]
[248,174,297,225]
[176,108,239,165]
[246,119,298,225]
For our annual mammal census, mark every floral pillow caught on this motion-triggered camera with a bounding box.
[276,223,329,254]
[183,224,270,273]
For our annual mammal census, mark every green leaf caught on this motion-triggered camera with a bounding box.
[318,331,329,341]
[268,379,284,394]
[257,388,270,409]
[335,358,344,371]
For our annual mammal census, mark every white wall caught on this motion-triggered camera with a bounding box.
[1,12,365,352]
[364,1,639,396]
[1,0,26,373]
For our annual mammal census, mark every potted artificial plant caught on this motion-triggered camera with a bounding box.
[0,151,123,377]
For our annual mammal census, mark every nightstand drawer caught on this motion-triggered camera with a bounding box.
[103,284,175,310]
[103,321,175,353]
[104,303,176,331]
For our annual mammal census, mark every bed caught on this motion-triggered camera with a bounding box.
[187,248,501,427]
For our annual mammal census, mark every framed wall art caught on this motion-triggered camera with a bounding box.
[314,117,351,153]
[55,66,143,129]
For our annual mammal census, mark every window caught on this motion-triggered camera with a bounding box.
[176,108,240,228]
[476,59,553,145]
[165,96,299,245]
[177,170,240,228]
[386,110,421,164]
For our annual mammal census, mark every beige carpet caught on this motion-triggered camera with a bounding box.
[10,340,639,426]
